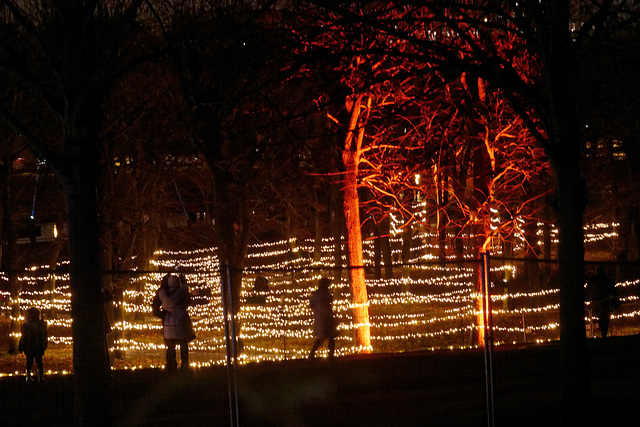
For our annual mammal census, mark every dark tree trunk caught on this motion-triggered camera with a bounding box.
[543,203,552,261]
[48,238,63,320]
[380,216,393,279]
[544,4,591,424]
[373,221,382,280]
[401,224,412,281]
[313,185,323,262]
[64,136,112,427]
[213,174,249,318]
[0,1,147,424]
[554,140,590,426]
[523,220,541,292]
[330,172,344,283]
[0,157,20,354]
[435,172,449,264]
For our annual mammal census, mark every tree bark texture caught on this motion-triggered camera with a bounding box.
[341,94,371,352]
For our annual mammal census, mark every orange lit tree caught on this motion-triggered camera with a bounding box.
[299,8,426,351]
[298,1,551,348]
[335,67,551,344]
[301,0,640,422]
[338,93,373,352]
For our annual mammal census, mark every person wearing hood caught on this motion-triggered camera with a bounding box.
[153,274,196,370]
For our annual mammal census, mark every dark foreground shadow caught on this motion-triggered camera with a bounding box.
[2,335,639,427]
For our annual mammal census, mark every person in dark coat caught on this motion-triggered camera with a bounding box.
[153,274,195,370]
[309,277,337,359]
[18,307,48,382]
[588,264,620,338]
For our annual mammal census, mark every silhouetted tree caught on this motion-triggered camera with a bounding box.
[165,1,315,322]
[0,1,157,424]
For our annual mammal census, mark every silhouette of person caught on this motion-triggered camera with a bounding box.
[309,277,337,359]
[153,274,195,370]
[588,265,619,338]
[18,307,48,382]
[103,285,115,366]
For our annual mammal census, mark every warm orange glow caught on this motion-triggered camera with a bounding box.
[341,93,372,352]
[476,283,485,346]
[477,248,492,347]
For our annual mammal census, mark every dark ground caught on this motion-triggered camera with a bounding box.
[2,335,639,427]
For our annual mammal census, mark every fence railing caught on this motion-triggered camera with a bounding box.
[2,250,639,376]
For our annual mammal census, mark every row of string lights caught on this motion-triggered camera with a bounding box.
[1,221,639,375]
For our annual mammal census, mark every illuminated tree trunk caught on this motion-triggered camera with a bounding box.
[475,223,492,347]
[341,94,371,352]
[472,102,492,347]
[435,167,448,263]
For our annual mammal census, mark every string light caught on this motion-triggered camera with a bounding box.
[1,222,639,377]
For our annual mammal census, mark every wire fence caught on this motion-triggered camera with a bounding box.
[2,239,640,376]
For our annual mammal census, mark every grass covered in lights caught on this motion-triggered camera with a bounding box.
[2,234,640,377]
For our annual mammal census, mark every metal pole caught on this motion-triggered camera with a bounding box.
[221,262,239,427]
[481,252,495,427]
